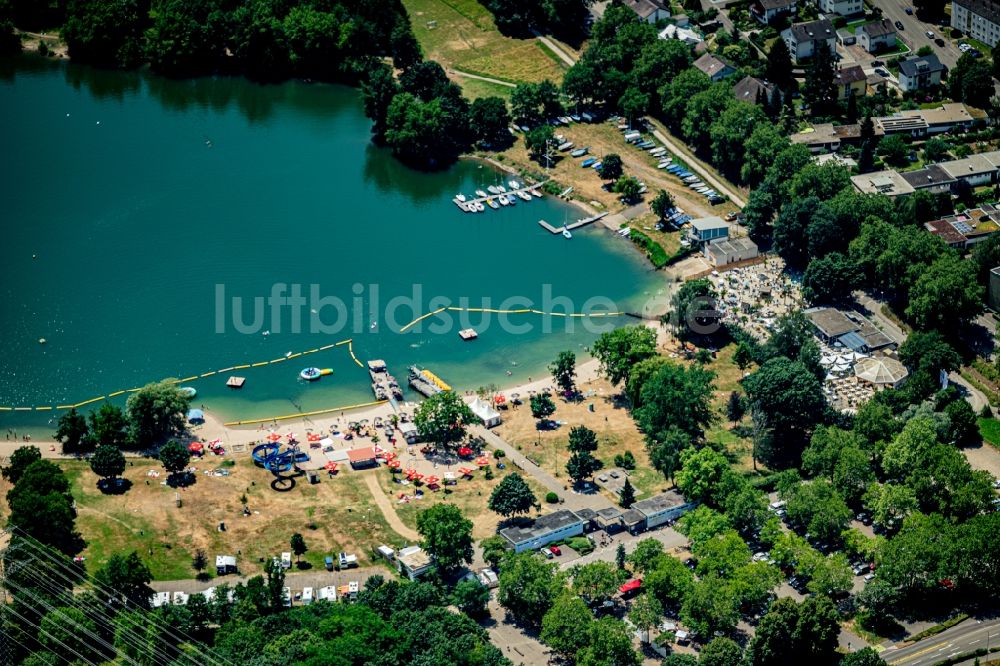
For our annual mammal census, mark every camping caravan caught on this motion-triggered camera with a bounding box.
[318,585,337,602]
[301,587,314,605]
[280,552,292,569]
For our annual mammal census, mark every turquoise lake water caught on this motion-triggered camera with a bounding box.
[0,57,665,433]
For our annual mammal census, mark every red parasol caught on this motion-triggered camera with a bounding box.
[307,433,321,442]
[425,475,440,485]
[267,432,282,442]
[384,451,398,461]
[457,446,473,458]
[286,433,298,442]
[459,467,475,477]
[475,456,490,467]
[188,442,204,453]
[324,461,338,472]
[403,468,417,477]
[494,394,506,404]
[387,460,401,470]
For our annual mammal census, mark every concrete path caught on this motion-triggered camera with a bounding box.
[448,69,516,88]
[648,125,746,208]
[532,30,576,67]
[472,425,613,512]
[364,473,420,541]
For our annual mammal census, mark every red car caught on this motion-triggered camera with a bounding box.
[549,546,561,556]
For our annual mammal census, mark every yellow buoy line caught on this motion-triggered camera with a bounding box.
[0,338,356,413]
[223,399,389,426]
[398,305,628,333]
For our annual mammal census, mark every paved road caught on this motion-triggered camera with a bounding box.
[883,618,1000,666]
[872,3,962,70]
[648,124,747,208]
[472,425,614,512]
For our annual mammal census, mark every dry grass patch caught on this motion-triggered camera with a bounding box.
[403,0,567,85]
[371,465,551,540]
[10,458,409,581]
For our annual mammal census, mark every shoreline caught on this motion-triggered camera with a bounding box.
[0,317,669,457]
[0,357,606,456]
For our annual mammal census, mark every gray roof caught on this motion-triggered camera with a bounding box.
[898,54,945,77]
[622,509,646,526]
[805,307,859,338]
[733,76,775,103]
[625,0,668,18]
[860,18,896,38]
[757,0,796,9]
[632,490,688,517]
[900,164,956,189]
[833,65,867,85]
[954,0,1000,25]
[693,53,735,78]
[788,19,835,44]
[690,216,728,231]
[499,510,584,546]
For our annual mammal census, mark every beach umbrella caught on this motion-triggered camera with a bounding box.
[425,475,440,486]
[403,468,417,477]
[494,395,506,404]
[186,409,204,423]
[286,433,297,442]
[457,446,473,457]
[388,460,401,470]
[475,456,490,467]
[188,442,204,453]
[458,467,474,477]
[267,432,282,442]
[319,437,333,447]
[324,462,338,472]
[307,433,321,442]
[385,452,398,461]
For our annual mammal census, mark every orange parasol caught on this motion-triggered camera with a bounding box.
[267,432,282,442]
[475,456,490,467]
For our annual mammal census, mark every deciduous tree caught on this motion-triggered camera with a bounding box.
[488,473,537,518]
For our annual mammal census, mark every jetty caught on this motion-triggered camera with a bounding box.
[452,180,549,211]
[538,212,608,234]
[368,360,403,403]
[408,366,442,398]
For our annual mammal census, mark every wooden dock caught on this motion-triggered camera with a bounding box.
[452,180,549,209]
[537,212,608,234]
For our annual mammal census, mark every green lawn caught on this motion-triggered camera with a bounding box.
[978,418,1000,449]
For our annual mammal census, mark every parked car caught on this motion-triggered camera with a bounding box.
[550,545,561,556]
[541,548,554,559]
[925,30,935,38]
[895,20,904,29]
[609,470,620,479]
[905,6,913,13]
[935,37,945,46]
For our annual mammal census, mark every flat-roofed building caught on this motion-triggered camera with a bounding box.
[899,164,956,194]
[952,0,1000,47]
[632,490,697,530]
[396,545,434,580]
[705,237,759,266]
[850,170,915,197]
[689,216,730,244]
[499,510,585,553]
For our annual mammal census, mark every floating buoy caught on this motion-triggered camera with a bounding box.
[96,121,100,125]
[38,338,46,344]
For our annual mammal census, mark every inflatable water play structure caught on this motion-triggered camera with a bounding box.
[299,367,332,381]
[251,442,309,474]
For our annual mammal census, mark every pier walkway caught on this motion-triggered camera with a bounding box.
[537,212,608,234]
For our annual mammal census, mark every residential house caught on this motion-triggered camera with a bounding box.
[857,19,897,53]
[951,0,1000,48]
[897,54,946,92]
[781,19,836,62]
[693,52,736,81]
[396,546,434,580]
[899,164,956,194]
[705,237,760,266]
[939,153,998,186]
[732,75,775,105]
[850,170,916,197]
[833,65,868,100]
[925,208,1000,247]
[750,0,797,24]
[877,103,975,137]
[624,0,671,23]
[790,122,880,153]
[631,491,698,530]
[688,216,730,244]
[819,0,863,16]
[499,510,585,553]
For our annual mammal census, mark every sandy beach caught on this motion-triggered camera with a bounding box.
[0,319,667,461]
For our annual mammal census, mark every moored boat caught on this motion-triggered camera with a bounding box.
[476,189,488,198]
[456,193,467,202]
[498,194,509,206]
[508,180,520,189]
[487,199,499,209]
[517,190,532,201]
[562,227,572,239]
[581,157,596,168]
[487,185,500,194]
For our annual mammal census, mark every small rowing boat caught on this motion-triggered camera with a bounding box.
[487,199,499,209]
[487,185,500,195]
[508,180,520,189]
[517,190,532,201]
[562,227,572,239]
[456,193,467,202]
[475,189,488,198]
